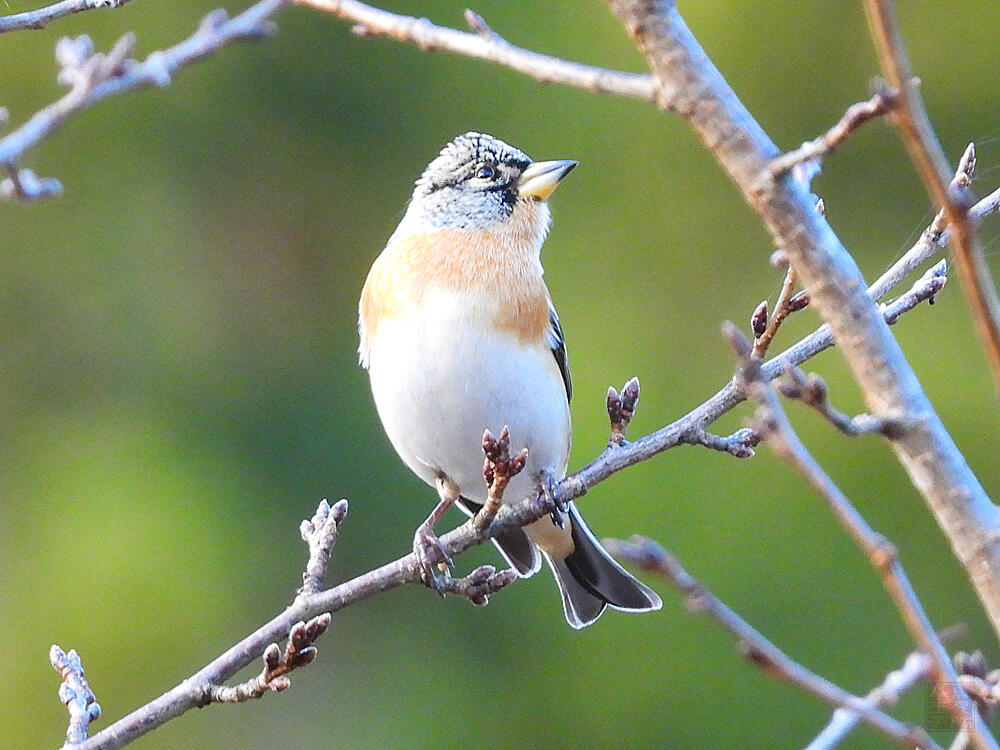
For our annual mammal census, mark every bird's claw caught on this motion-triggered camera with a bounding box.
[537,470,566,524]
[413,523,453,594]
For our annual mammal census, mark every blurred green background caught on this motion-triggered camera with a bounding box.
[3,1,1000,748]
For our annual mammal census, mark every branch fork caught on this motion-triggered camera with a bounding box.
[776,365,907,438]
[205,614,332,704]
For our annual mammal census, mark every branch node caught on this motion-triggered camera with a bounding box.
[751,299,769,338]
[205,613,331,704]
[607,377,640,446]
[463,9,495,39]
[768,88,897,178]
[475,426,527,529]
[299,498,349,595]
[434,564,517,606]
[51,645,101,744]
[776,364,907,438]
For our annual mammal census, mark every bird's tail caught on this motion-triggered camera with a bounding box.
[541,502,662,629]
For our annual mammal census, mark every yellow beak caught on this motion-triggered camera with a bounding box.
[517,159,578,201]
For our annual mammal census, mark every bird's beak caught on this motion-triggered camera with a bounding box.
[518,159,578,201]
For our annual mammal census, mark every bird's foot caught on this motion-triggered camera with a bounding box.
[536,469,566,527]
[413,522,453,594]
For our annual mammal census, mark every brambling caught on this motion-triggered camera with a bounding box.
[359,132,661,628]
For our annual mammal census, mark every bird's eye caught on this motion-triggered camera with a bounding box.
[476,165,497,180]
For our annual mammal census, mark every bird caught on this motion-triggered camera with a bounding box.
[358,132,661,628]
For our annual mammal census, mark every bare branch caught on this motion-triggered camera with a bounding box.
[604,536,940,750]
[954,650,1000,723]
[476,426,528,530]
[0,0,132,34]
[605,0,1000,646]
[433,564,517,607]
[0,0,283,200]
[51,646,102,744]
[752,263,801,358]
[299,499,349,595]
[728,324,994,750]
[868,145,978,301]
[680,427,758,458]
[777,365,906,437]
[205,614,331,703]
[769,88,897,177]
[292,0,656,100]
[560,248,949,502]
[806,635,966,750]
[863,0,1000,392]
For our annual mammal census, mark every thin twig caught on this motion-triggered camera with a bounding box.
[476,426,528,530]
[204,615,331,703]
[769,88,897,177]
[0,0,132,34]
[863,0,1000,393]
[293,0,656,100]
[727,325,994,750]
[752,263,801,358]
[299,499,348,595]
[606,377,640,446]
[432,564,517,607]
[604,536,940,750]
[0,0,283,200]
[868,144,978,301]
[806,626,966,750]
[679,427,758,458]
[777,364,906,437]
[51,646,102,744]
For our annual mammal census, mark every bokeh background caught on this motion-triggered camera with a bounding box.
[3,1,1000,748]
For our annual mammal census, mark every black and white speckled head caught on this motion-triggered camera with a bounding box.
[404,132,576,231]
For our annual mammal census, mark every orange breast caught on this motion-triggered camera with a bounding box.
[359,214,552,346]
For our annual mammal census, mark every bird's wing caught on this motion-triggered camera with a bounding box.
[547,300,572,403]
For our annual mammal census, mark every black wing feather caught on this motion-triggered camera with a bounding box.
[548,303,572,403]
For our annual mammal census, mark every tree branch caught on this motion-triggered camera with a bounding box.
[291,0,656,100]
[0,0,132,34]
[768,87,897,177]
[59,259,944,750]
[0,0,283,200]
[863,0,1000,393]
[728,326,994,750]
[805,637,962,750]
[604,0,1000,647]
[203,614,331,703]
[604,536,940,750]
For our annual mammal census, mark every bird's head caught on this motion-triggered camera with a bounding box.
[405,132,577,234]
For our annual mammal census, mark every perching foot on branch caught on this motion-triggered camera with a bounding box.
[413,474,465,592]
[205,614,331,704]
[607,377,640,446]
[475,426,528,530]
[51,645,101,744]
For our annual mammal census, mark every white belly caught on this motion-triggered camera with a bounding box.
[367,289,571,505]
